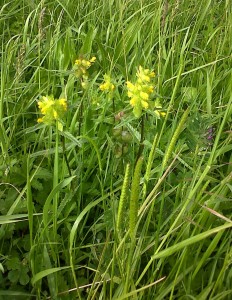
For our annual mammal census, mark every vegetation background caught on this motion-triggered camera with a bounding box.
[0,0,231,299]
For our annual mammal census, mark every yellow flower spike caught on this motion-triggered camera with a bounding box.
[127,65,159,117]
[100,74,115,92]
[74,56,96,81]
[37,95,67,125]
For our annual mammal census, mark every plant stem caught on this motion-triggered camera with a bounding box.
[53,122,59,238]
[136,114,145,163]
[78,100,83,136]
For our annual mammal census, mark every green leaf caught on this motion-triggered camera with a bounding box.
[8,270,19,283]
[19,270,30,285]
[31,178,43,191]
[43,176,76,229]
[80,26,97,55]
[0,291,34,296]
[181,86,198,102]
[6,257,20,270]
[0,263,4,273]
[31,266,70,285]
[133,106,142,118]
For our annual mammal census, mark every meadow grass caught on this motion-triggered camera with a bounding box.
[0,0,231,299]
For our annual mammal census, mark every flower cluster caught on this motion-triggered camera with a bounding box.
[99,74,115,92]
[74,56,96,89]
[37,95,67,126]
[126,66,155,118]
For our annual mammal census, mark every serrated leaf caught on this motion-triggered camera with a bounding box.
[6,257,20,270]
[31,179,43,191]
[181,86,198,102]
[33,167,52,179]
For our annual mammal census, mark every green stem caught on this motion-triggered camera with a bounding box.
[136,114,145,163]
[53,122,59,239]
[130,157,143,239]
[112,95,115,116]
[78,100,83,136]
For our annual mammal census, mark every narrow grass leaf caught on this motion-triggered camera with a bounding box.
[32,266,71,285]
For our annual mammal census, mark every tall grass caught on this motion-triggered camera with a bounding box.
[0,0,231,299]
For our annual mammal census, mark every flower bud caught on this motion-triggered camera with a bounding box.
[122,145,129,154]
[112,127,122,137]
[121,131,133,143]
[115,145,122,158]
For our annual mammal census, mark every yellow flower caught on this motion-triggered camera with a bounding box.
[75,59,81,65]
[126,66,156,117]
[127,91,133,98]
[154,110,166,118]
[81,80,88,89]
[153,99,166,118]
[126,81,134,90]
[74,56,96,81]
[58,98,68,110]
[136,66,155,83]
[53,110,58,119]
[130,97,137,107]
[140,91,149,100]
[37,95,67,125]
[90,57,96,63]
[147,86,154,93]
[81,60,90,68]
[100,74,115,92]
[141,100,149,109]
